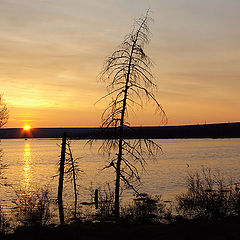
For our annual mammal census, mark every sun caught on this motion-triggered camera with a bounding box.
[23,125,31,131]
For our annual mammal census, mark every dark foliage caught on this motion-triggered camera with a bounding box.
[121,195,172,223]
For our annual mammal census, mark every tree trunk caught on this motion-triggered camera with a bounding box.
[114,146,122,218]
[58,132,66,224]
[66,142,78,220]
[69,146,78,219]
[94,189,99,209]
[114,35,137,218]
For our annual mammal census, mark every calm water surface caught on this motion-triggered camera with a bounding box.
[0,138,240,214]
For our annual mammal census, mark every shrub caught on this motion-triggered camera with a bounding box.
[94,184,115,221]
[121,195,171,223]
[12,187,51,226]
[0,205,9,235]
[176,168,240,221]
[63,202,83,224]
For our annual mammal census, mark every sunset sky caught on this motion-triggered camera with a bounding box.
[1,0,240,128]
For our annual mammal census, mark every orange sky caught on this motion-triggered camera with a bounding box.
[1,0,240,128]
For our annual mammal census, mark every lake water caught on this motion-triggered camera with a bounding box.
[0,138,240,216]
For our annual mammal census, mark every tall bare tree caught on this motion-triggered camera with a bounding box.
[0,94,8,183]
[58,132,66,224]
[65,140,82,220]
[0,95,8,128]
[97,10,167,218]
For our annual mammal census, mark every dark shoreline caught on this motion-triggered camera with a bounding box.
[0,122,240,139]
[3,217,240,240]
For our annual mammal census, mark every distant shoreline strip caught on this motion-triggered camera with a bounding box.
[1,122,240,139]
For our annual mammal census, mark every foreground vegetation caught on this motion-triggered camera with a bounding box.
[0,168,240,239]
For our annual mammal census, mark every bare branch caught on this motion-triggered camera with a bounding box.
[0,95,9,128]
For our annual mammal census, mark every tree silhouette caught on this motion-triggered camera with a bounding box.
[65,140,82,220]
[0,94,8,183]
[0,95,8,128]
[97,10,167,218]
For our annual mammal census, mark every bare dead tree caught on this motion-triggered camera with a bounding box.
[97,10,167,218]
[56,136,82,223]
[0,95,9,128]
[65,140,82,220]
[0,95,8,184]
[58,132,66,224]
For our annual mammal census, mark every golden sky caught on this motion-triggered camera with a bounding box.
[1,0,240,128]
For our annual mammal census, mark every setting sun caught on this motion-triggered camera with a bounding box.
[23,125,31,131]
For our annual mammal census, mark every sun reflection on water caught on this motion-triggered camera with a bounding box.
[23,141,32,188]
